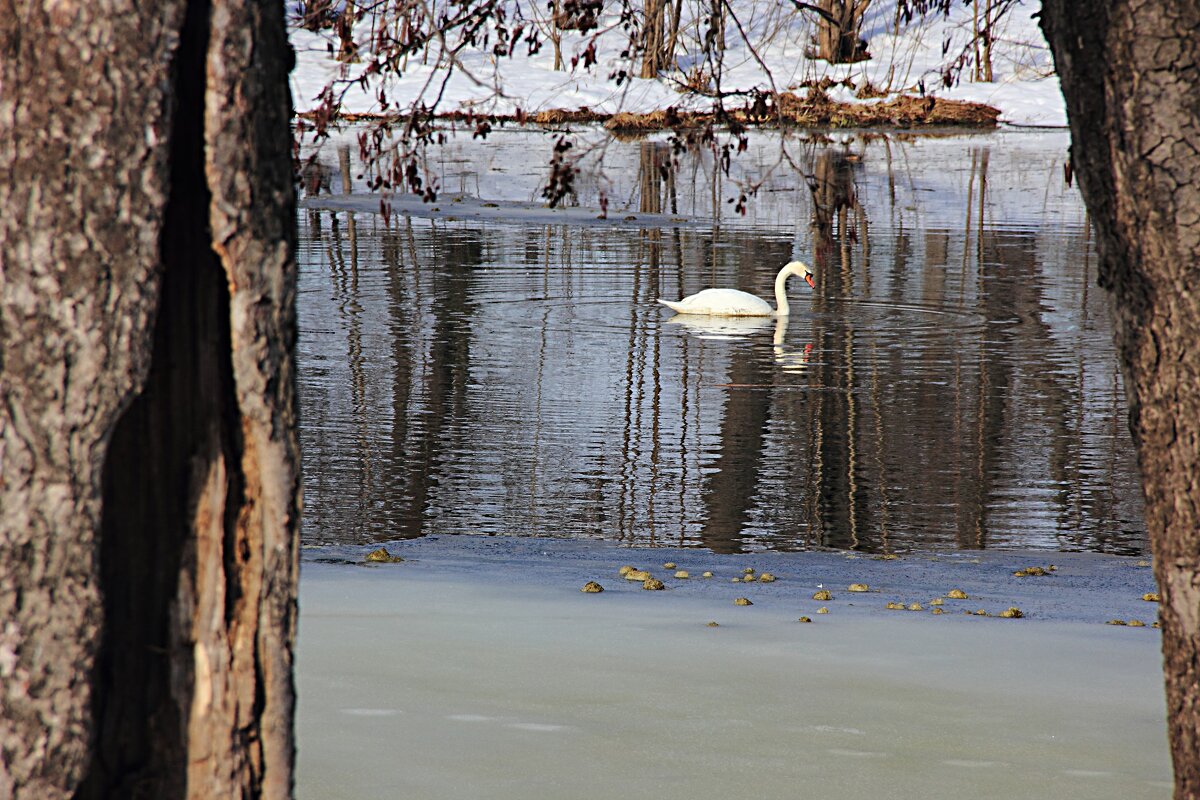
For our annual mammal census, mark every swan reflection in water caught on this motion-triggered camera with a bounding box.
[664,314,773,340]
[664,315,814,374]
[771,317,814,374]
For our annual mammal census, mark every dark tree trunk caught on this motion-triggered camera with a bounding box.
[809,0,871,64]
[0,0,299,796]
[1040,3,1200,796]
[335,0,359,62]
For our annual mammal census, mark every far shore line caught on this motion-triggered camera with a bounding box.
[295,89,1001,132]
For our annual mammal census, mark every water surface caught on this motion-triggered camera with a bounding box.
[297,127,1145,554]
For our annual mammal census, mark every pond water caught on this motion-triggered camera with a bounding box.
[296,127,1146,555]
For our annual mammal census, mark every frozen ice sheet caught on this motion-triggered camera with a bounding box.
[297,537,1170,799]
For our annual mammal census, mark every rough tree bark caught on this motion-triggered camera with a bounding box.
[1040,2,1200,796]
[0,0,299,796]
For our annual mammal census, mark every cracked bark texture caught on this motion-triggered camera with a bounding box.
[1041,2,1200,796]
[0,0,299,795]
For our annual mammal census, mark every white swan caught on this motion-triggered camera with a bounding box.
[656,260,815,317]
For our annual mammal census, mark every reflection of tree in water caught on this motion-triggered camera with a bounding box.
[383,220,482,539]
[809,149,865,290]
[638,141,676,215]
[799,148,872,549]
[301,209,485,542]
[616,232,662,543]
[298,206,374,540]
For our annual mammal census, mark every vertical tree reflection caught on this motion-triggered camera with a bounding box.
[804,147,872,549]
[382,219,482,538]
[638,140,676,215]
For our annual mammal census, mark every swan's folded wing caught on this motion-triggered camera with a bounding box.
[659,288,773,316]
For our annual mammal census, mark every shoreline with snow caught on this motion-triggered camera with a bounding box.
[289,2,1068,130]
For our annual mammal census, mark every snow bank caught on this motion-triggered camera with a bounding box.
[290,1,1066,128]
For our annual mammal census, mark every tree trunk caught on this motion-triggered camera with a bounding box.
[664,0,684,71]
[0,0,299,797]
[812,0,870,64]
[336,0,359,62]
[551,0,564,71]
[1040,3,1200,796]
[641,0,668,78]
[972,0,994,82]
[981,0,994,82]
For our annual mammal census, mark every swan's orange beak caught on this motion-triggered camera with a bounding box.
[805,273,815,289]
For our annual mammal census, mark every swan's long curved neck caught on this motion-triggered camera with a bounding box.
[773,268,792,316]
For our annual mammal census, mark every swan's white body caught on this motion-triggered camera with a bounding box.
[656,260,814,317]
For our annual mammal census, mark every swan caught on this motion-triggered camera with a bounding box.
[656,260,815,317]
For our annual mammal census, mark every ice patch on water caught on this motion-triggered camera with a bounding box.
[339,708,402,717]
[1062,770,1113,778]
[808,725,866,736]
[296,541,1171,800]
[506,722,569,732]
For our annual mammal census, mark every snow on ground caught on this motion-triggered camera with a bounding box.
[289,1,1066,127]
[297,535,1168,800]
